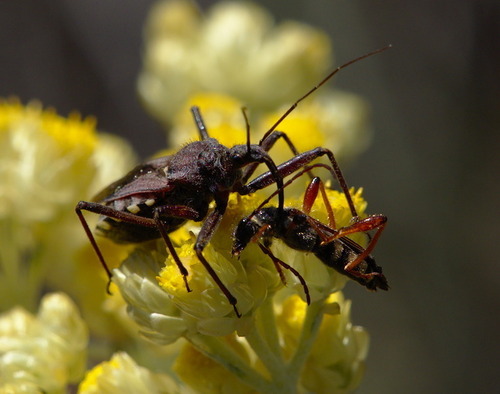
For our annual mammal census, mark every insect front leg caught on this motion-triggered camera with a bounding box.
[241,147,359,220]
[153,203,212,294]
[240,130,305,185]
[191,192,242,317]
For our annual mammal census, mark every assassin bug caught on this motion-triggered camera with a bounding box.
[76,46,390,317]
[232,166,389,301]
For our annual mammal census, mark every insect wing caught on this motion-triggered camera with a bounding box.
[93,156,173,203]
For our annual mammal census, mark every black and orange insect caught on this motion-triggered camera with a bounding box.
[232,170,388,302]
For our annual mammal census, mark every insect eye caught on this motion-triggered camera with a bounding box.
[229,146,248,167]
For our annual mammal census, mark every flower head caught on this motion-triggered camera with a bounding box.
[173,341,254,394]
[113,0,377,384]
[0,99,97,223]
[0,98,136,311]
[78,352,182,394]
[113,174,372,391]
[139,0,371,173]
[0,293,88,393]
[112,244,189,345]
[138,0,332,123]
[278,293,369,393]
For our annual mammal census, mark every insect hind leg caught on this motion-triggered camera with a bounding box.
[76,202,116,291]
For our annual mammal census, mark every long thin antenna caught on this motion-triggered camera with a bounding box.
[241,107,251,154]
[259,45,392,145]
[191,106,210,140]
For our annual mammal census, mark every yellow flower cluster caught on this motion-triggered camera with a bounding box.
[166,294,368,394]
[139,0,370,166]
[139,0,332,122]
[0,98,136,330]
[112,174,371,392]
[103,2,377,391]
[79,352,181,394]
[1,1,383,392]
[0,99,97,223]
[0,293,88,393]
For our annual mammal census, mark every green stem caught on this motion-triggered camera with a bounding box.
[287,298,326,377]
[255,295,282,357]
[245,325,295,394]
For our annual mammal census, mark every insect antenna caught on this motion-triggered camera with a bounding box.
[191,106,210,140]
[259,45,392,145]
[241,107,252,155]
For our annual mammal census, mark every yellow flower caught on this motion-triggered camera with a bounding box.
[139,1,372,178]
[0,98,136,312]
[170,92,247,148]
[112,181,372,391]
[258,91,371,166]
[138,0,331,123]
[0,293,88,393]
[0,99,97,223]
[78,352,182,394]
[174,342,254,394]
[156,236,270,336]
[112,245,188,345]
[303,293,369,393]
[275,293,368,393]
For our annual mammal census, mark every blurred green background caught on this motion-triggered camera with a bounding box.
[1,1,498,392]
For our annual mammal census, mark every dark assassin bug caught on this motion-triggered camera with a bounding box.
[232,168,389,301]
[76,46,391,317]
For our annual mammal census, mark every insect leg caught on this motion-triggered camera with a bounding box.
[152,203,216,293]
[302,177,336,229]
[241,130,306,185]
[76,205,112,286]
[258,244,311,305]
[154,214,191,293]
[248,149,285,211]
[192,192,242,317]
[242,147,359,219]
[76,201,158,289]
[243,164,333,222]
[334,215,387,273]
